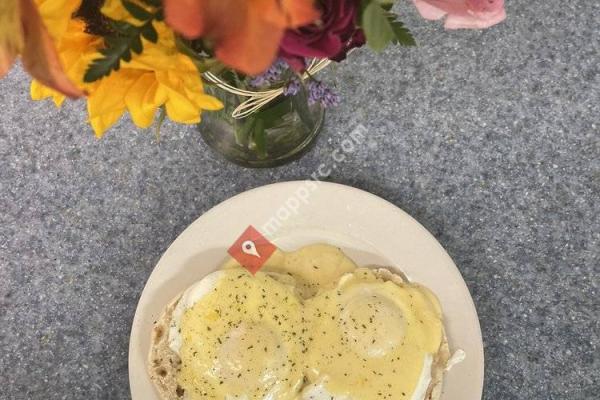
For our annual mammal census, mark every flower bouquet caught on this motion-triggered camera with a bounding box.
[0,0,505,167]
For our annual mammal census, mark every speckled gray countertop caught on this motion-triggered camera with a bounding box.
[0,1,598,399]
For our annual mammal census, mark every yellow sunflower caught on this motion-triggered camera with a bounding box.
[31,0,222,137]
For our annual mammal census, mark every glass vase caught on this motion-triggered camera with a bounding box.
[199,86,325,168]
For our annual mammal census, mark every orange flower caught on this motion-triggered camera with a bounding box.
[163,0,319,75]
[0,0,83,98]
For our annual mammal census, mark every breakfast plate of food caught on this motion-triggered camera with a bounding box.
[129,181,484,400]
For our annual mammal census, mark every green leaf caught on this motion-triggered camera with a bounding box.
[122,0,152,21]
[377,0,395,11]
[388,15,416,46]
[235,117,255,147]
[251,118,267,159]
[291,82,313,130]
[139,0,161,7]
[175,37,223,73]
[83,5,164,83]
[84,47,124,82]
[154,106,166,142]
[130,35,143,53]
[122,48,132,62]
[83,35,139,82]
[252,96,292,128]
[141,23,158,42]
[109,20,134,35]
[361,1,395,52]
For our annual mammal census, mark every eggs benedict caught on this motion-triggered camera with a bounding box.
[148,245,451,400]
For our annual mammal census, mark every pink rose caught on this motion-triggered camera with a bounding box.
[413,0,506,29]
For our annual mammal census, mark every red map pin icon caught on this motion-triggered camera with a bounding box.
[228,225,277,274]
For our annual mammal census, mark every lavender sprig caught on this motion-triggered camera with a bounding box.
[249,58,339,108]
[249,59,288,87]
[282,76,301,96]
[307,80,340,107]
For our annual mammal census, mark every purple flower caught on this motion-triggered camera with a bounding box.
[249,59,288,87]
[307,80,340,107]
[249,61,339,107]
[283,77,301,96]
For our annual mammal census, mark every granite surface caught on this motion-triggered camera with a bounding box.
[0,1,598,399]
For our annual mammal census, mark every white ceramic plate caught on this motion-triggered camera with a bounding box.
[129,181,484,400]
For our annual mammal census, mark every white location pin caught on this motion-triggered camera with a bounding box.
[241,240,260,258]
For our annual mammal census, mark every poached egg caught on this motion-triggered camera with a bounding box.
[169,269,306,400]
[302,268,444,400]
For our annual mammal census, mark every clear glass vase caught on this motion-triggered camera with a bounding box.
[199,86,325,168]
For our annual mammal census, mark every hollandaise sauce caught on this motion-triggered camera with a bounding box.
[304,268,443,400]
[172,244,444,400]
[222,243,358,298]
[176,270,305,400]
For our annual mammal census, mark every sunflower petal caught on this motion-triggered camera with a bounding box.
[31,79,66,106]
[87,70,139,136]
[125,72,159,128]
